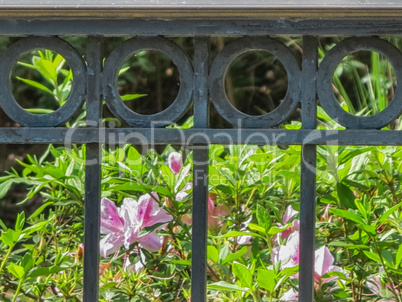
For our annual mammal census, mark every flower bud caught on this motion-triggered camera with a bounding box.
[168,152,182,174]
[77,243,84,261]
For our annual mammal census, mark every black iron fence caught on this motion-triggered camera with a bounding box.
[1,8,402,301]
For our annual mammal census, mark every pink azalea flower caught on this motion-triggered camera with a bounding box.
[100,193,172,258]
[280,288,299,301]
[237,235,252,245]
[271,232,343,283]
[168,152,182,174]
[271,231,300,270]
[208,196,230,230]
[366,274,399,301]
[281,205,300,240]
[314,245,343,283]
[320,204,335,223]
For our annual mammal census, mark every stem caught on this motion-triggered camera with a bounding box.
[249,289,259,302]
[11,280,23,302]
[341,222,356,301]
[0,244,14,274]
[244,187,257,209]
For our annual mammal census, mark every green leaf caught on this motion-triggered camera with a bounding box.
[54,54,65,73]
[17,61,39,71]
[256,269,276,292]
[208,281,248,292]
[7,263,25,280]
[327,242,369,250]
[28,202,54,221]
[65,159,75,177]
[111,183,147,193]
[207,245,219,263]
[363,251,381,262]
[321,271,350,281]
[1,229,16,246]
[36,59,57,83]
[342,179,369,191]
[256,204,271,233]
[160,165,174,189]
[16,77,53,94]
[232,262,253,288]
[277,265,299,280]
[21,252,34,272]
[126,146,143,173]
[219,244,230,263]
[212,231,264,240]
[379,203,402,224]
[396,243,402,268]
[0,180,12,199]
[248,223,266,234]
[222,246,248,265]
[24,108,55,114]
[24,221,48,235]
[338,147,371,165]
[329,209,365,225]
[170,260,191,266]
[354,200,367,222]
[28,266,66,279]
[153,186,172,198]
[357,224,377,236]
[215,184,235,196]
[268,224,291,235]
[137,222,167,238]
[337,182,357,209]
[43,166,64,179]
[15,212,25,232]
[0,219,7,231]
[121,93,147,101]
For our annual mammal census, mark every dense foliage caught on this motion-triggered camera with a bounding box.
[0,37,401,301]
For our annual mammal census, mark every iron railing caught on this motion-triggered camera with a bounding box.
[1,2,402,301]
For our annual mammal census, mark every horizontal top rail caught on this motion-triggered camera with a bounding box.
[1,0,402,18]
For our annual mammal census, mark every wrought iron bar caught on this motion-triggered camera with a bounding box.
[191,36,210,302]
[299,36,318,302]
[83,36,102,301]
[1,128,402,146]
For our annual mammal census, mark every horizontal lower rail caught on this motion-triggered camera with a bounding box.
[0,128,401,146]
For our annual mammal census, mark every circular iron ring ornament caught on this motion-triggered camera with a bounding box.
[209,37,301,128]
[0,37,86,127]
[103,37,193,127]
[318,37,402,129]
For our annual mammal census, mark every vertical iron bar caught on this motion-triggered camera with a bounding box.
[191,36,210,302]
[192,148,209,301]
[299,36,318,302]
[193,37,210,129]
[83,36,102,302]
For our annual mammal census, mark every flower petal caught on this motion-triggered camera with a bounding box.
[283,205,298,224]
[119,198,141,249]
[100,233,124,258]
[137,193,172,227]
[214,205,230,217]
[100,197,124,234]
[315,246,334,278]
[139,231,163,252]
[280,288,299,301]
